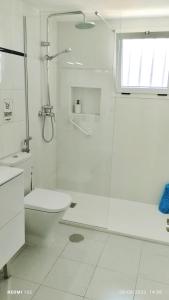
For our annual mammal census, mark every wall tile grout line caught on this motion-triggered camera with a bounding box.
[38,232,108,297]
[30,238,70,299]
[30,283,41,300]
[41,283,86,298]
[83,233,110,298]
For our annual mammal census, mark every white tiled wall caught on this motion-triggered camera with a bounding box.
[55,68,114,196]
[54,21,115,196]
[56,17,169,204]
[0,0,25,158]
[111,96,169,204]
[23,5,58,189]
[111,18,169,204]
[1,0,169,205]
[0,0,57,189]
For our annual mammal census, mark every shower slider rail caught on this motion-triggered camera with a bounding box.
[69,117,92,136]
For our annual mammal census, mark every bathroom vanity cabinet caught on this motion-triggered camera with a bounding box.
[0,166,25,270]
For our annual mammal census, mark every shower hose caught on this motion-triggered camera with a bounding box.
[42,114,55,143]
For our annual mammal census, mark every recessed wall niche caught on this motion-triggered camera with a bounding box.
[71,87,101,116]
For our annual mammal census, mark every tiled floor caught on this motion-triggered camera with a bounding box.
[1,223,169,299]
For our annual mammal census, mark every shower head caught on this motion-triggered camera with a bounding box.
[47,10,95,30]
[75,21,96,29]
[75,13,95,29]
[45,48,72,61]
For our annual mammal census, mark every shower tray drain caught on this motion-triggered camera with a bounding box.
[69,234,84,243]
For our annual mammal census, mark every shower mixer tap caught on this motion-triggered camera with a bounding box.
[38,105,55,118]
[38,105,55,143]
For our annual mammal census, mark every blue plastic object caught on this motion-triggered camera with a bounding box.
[159,184,169,214]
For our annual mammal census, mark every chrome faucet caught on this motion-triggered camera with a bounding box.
[22,136,32,153]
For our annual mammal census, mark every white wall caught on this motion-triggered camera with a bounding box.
[54,21,115,196]
[56,17,169,204]
[0,0,57,189]
[55,68,114,196]
[2,0,169,205]
[30,12,58,189]
[111,96,169,204]
[111,17,169,204]
[0,0,25,158]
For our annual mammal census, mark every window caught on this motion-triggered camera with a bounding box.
[116,32,169,93]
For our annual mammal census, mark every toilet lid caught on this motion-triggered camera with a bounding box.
[24,188,71,213]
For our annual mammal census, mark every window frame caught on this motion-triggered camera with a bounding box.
[116,31,169,94]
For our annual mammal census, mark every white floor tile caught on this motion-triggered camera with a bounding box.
[142,241,169,257]
[139,242,169,284]
[86,267,135,300]
[32,286,83,300]
[55,223,108,242]
[98,234,141,277]
[25,231,68,249]
[134,278,169,300]
[0,276,39,300]
[43,258,94,296]
[9,245,60,283]
[61,239,104,265]
[139,256,169,285]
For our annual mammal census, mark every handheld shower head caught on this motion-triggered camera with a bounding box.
[45,48,72,61]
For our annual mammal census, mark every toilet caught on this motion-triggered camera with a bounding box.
[0,152,71,246]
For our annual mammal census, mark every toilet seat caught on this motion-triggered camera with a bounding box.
[24,188,71,213]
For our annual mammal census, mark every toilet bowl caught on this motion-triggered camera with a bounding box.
[0,152,72,246]
[25,188,71,246]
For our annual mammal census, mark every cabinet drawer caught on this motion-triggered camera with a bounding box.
[0,174,24,229]
[0,210,25,269]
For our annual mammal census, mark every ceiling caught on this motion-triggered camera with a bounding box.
[25,0,169,18]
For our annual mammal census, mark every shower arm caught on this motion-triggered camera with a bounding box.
[47,11,85,20]
[46,11,85,42]
[45,10,86,57]
[45,10,86,106]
